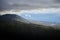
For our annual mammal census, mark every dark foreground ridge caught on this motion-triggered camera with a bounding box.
[0,14,60,39]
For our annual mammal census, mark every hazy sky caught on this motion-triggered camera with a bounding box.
[0,0,60,23]
[1,0,60,10]
[0,0,60,15]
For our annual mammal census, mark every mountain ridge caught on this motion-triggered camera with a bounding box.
[0,14,60,29]
[0,14,60,38]
[0,14,30,24]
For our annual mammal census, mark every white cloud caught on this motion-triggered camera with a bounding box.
[0,8,60,15]
[19,8,60,14]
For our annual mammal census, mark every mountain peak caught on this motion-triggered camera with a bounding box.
[1,14,20,17]
[0,14,30,23]
[0,14,20,20]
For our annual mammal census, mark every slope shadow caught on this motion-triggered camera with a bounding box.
[0,14,60,39]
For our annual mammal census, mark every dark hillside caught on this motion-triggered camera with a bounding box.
[0,14,60,39]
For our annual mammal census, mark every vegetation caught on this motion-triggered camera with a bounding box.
[0,20,60,36]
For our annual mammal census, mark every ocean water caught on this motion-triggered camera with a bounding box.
[20,13,60,23]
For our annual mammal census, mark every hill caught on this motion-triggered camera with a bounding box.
[0,14,60,39]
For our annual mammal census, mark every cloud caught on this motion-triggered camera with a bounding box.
[0,0,60,10]
[0,8,60,15]
[20,8,60,14]
[54,0,60,3]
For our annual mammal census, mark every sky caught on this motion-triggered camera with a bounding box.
[0,0,60,14]
[1,0,60,10]
[20,13,60,23]
[0,0,60,23]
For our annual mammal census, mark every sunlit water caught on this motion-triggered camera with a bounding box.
[20,13,60,23]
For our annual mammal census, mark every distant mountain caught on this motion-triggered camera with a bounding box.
[28,19,60,27]
[0,14,32,33]
[0,14,60,38]
[0,14,30,23]
[0,14,60,29]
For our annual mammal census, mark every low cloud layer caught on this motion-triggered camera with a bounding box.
[0,0,60,10]
[55,0,60,3]
[0,8,60,15]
